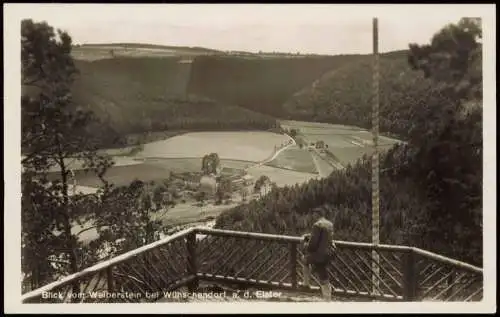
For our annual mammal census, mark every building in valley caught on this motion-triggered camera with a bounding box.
[217,167,255,191]
[199,174,218,197]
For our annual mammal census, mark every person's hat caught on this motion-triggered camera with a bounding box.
[312,205,327,213]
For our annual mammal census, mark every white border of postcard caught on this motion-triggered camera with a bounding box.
[4,3,496,314]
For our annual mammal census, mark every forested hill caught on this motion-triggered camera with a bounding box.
[70,57,279,145]
[282,52,435,139]
[70,49,414,144]
[215,18,483,265]
[186,54,365,117]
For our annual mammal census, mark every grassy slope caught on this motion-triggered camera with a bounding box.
[265,147,318,174]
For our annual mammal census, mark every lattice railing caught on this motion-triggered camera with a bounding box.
[196,230,298,289]
[316,243,408,300]
[413,249,483,302]
[193,228,483,302]
[21,229,196,303]
[21,227,483,303]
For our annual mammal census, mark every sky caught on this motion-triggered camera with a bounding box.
[7,4,488,55]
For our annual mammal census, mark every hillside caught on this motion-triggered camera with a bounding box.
[77,43,221,53]
[282,51,439,139]
[187,55,365,117]
[71,57,279,142]
[72,43,221,61]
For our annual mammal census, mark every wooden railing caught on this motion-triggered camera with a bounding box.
[21,227,483,303]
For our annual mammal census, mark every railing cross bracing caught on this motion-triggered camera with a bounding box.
[21,227,483,303]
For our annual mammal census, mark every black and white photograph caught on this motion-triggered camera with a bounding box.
[4,3,496,314]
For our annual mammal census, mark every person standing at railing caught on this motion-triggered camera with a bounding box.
[301,206,335,300]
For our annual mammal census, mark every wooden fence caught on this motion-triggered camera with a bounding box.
[21,227,483,303]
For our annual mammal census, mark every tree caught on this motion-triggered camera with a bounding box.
[151,181,176,212]
[408,17,482,101]
[21,20,172,292]
[254,175,271,197]
[87,180,168,259]
[201,152,220,175]
[21,19,114,290]
[405,17,483,263]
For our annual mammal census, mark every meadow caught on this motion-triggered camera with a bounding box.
[71,158,201,187]
[57,131,291,188]
[246,165,319,188]
[309,151,335,177]
[135,131,290,162]
[280,120,402,167]
[265,146,318,174]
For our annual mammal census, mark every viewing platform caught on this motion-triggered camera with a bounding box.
[21,227,483,303]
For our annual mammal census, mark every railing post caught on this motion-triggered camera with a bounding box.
[187,231,199,292]
[107,266,115,293]
[290,242,298,289]
[402,249,417,301]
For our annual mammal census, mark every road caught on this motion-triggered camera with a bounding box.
[293,130,345,171]
[245,133,296,171]
[309,150,335,178]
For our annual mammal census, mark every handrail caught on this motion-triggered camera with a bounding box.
[21,226,483,303]
[192,227,482,271]
[411,247,482,274]
[21,227,194,302]
[193,227,413,251]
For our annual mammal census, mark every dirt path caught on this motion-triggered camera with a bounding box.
[310,151,335,178]
[293,132,344,173]
[245,133,296,171]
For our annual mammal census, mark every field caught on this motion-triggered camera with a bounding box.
[71,158,201,187]
[265,145,318,174]
[136,131,289,162]
[281,120,402,166]
[246,165,319,188]
[46,122,402,191]
[54,122,397,245]
[60,131,287,187]
[309,151,335,177]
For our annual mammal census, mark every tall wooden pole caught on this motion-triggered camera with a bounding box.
[371,17,380,296]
